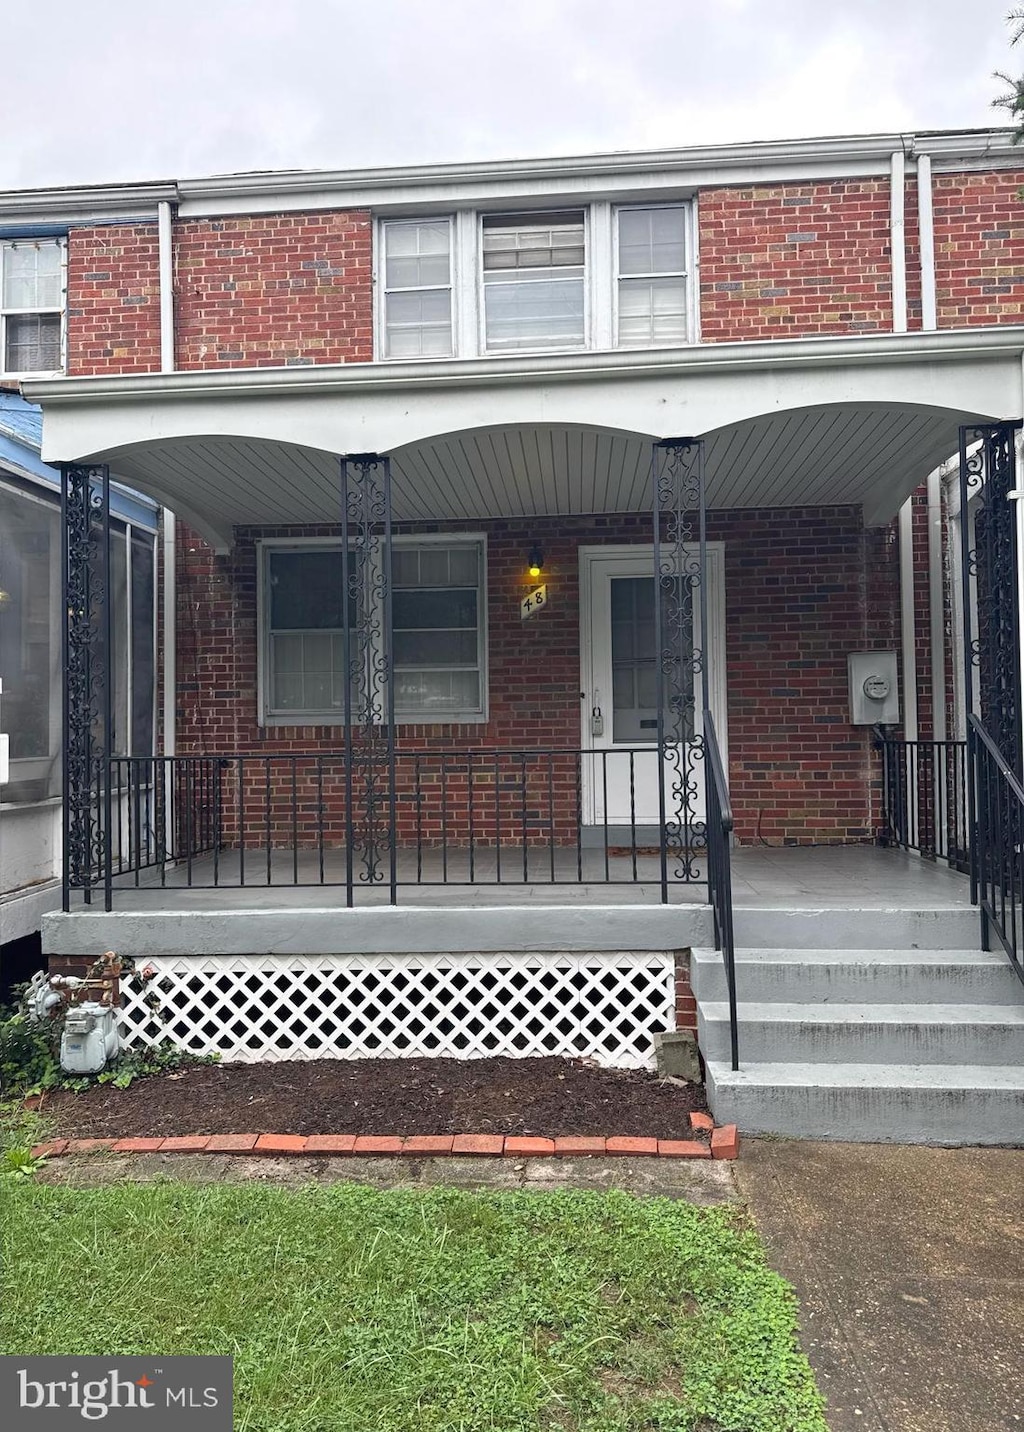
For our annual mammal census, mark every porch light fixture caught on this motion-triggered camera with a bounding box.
[528,546,544,579]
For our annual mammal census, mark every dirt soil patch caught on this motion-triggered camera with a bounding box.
[46,1056,708,1140]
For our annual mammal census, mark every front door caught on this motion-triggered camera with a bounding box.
[580,545,725,835]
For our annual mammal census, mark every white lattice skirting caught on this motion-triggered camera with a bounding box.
[118,952,675,1069]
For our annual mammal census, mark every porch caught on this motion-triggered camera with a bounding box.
[65,840,973,913]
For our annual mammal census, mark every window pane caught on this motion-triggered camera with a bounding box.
[384,288,452,358]
[393,628,478,665]
[130,531,156,756]
[482,213,585,271]
[4,313,61,372]
[617,278,687,347]
[385,221,450,289]
[0,482,60,800]
[269,550,350,630]
[610,576,693,743]
[2,241,62,309]
[484,276,585,350]
[395,669,480,712]
[393,587,477,630]
[618,208,686,276]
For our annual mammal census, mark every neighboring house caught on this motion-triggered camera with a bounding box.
[3,128,1023,1140]
[0,388,158,991]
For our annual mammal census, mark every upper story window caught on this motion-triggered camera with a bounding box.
[376,203,693,361]
[381,219,453,359]
[0,238,65,375]
[616,206,689,347]
[481,211,586,352]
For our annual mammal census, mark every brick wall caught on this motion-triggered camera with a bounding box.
[933,169,1024,327]
[66,223,161,375]
[173,211,372,369]
[174,506,890,846]
[698,179,893,340]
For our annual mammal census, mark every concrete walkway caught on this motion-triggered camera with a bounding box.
[734,1138,1024,1432]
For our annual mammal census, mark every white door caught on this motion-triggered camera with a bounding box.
[580,545,725,833]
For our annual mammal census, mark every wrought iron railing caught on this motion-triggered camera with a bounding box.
[70,747,715,905]
[703,710,738,1070]
[875,728,969,868]
[968,715,1024,988]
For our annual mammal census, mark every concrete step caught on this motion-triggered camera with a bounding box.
[732,906,981,950]
[698,1000,1024,1066]
[705,1060,1024,1145]
[691,946,1023,1005]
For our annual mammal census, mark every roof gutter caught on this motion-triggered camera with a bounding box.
[22,327,1024,409]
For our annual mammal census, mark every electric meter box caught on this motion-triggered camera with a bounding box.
[848,651,900,725]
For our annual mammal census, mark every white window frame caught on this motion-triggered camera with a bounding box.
[612,203,697,349]
[0,236,67,378]
[257,534,489,727]
[376,216,456,362]
[477,208,590,357]
[374,200,698,360]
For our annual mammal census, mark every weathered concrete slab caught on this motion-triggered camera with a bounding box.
[734,1137,1024,1432]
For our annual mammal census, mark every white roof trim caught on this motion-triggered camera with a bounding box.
[22,326,1024,409]
[0,128,1019,222]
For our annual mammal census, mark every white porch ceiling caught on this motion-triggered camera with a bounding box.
[101,402,968,540]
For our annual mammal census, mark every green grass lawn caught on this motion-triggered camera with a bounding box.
[1,1180,826,1432]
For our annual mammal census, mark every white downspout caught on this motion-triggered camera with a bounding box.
[157,199,176,841]
[890,149,908,334]
[926,470,946,742]
[158,200,175,373]
[918,153,936,331]
[899,500,919,740]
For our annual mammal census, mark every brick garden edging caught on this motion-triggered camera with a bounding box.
[32,1113,740,1162]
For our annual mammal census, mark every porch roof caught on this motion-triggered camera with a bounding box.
[25,327,1024,549]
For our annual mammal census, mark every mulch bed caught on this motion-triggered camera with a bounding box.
[45,1056,707,1140]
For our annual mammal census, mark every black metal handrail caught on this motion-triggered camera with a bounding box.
[875,728,969,869]
[704,709,738,1070]
[968,714,1024,987]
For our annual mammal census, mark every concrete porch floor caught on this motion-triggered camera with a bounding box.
[95,844,975,912]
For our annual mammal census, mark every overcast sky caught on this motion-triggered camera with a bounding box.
[2,0,1021,190]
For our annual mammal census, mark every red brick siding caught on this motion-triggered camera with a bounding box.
[674,953,696,1033]
[175,506,888,846]
[173,211,373,369]
[933,169,1024,327]
[66,223,161,375]
[698,179,893,340]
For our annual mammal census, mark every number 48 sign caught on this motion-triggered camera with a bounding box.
[520,583,548,621]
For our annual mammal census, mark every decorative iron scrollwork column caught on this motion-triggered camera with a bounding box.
[340,454,397,905]
[652,438,708,899]
[959,422,1023,776]
[61,463,113,911]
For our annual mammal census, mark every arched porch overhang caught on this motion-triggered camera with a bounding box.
[25,328,1023,549]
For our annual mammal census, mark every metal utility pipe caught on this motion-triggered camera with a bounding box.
[898,498,919,739]
[926,469,946,742]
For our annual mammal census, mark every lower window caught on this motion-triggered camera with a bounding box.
[262,539,487,723]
